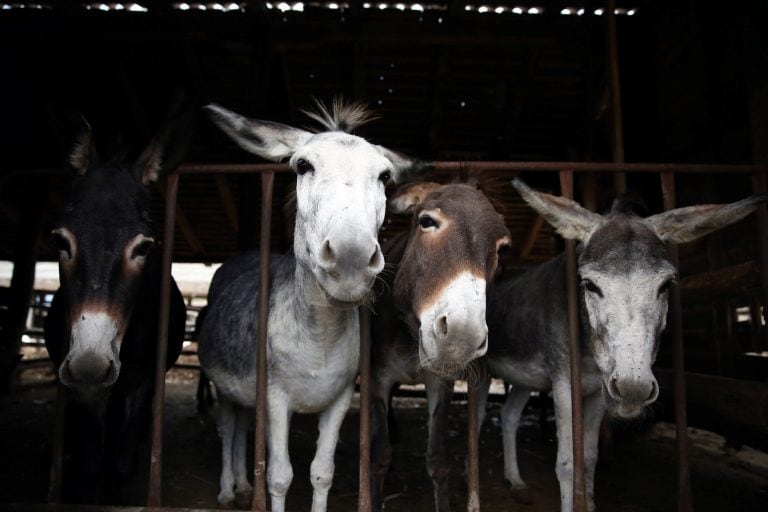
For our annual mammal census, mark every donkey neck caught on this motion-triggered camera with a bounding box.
[292,259,357,343]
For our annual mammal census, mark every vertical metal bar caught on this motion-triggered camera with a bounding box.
[147,172,179,507]
[466,383,481,512]
[660,172,693,512]
[559,170,588,512]
[47,382,67,503]
[252,171,274,512]
[357,307,372,512]
[750,173,768,348]
[606,0,627,194]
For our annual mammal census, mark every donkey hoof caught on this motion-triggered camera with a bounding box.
[217,489,235,506]
[237,481,253,494]
[509,485,534,504]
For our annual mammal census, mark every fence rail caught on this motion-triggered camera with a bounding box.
[41,160,768,512]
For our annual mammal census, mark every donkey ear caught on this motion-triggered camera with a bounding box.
[134,106,195,185]
[388,182,443,214]
[512,178,604,243]
[205,104,312,162]
[645,194,768,244]
[376,146,432,183]
[68,115,98,175]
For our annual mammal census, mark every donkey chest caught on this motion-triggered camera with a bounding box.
[270,334,359,412]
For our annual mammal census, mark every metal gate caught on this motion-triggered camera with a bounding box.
[41,160,768,512]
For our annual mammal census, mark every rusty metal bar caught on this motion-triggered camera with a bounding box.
[177,161,768,176]
[47,382,67,503]
[252,172,274,512]
[606,0,627,194]
[750,173,768,349]
[466,383,481,512]
[660,172,693,512]
[357,308,372,512]
[559,170,588,512]
[147,173,179,507]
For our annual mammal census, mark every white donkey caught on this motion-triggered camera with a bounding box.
[199,100,422,511]
[476,179,767,511]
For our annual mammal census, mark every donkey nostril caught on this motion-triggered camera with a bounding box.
[368,246,382,269]
[436,315,449,337]
[609,376,621,399]
[647,380,659,402]
[476,337,487,353]
[320,240,336,266]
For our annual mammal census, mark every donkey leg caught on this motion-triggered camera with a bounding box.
[371,375,396,511]
[582,392,606,512]
[425,374,454,512]
[216,396,237,505]
[500,387,533,503]
[310,385,354,512]
[233,404,253,495]
[266,393,293,512]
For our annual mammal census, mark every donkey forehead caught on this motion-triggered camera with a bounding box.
[290,133,391,172]
[423,186,503,222]
[580,216,675,276]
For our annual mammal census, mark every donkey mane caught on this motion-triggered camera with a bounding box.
[610,195,649,217]
[302,97,378,133]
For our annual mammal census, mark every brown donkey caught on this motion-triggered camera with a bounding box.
[371,181,511,511]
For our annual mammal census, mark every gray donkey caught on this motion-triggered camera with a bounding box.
[473,179,767,511]
[199,100,423,512]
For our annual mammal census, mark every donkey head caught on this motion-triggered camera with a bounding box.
[513,178,766,418]
[206,99,424,306]
[389,182,511,377]
[54,112,192,396]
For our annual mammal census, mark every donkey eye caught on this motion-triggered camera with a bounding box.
[582,279,603,298]
[51,230,72,261]
[295,158,314,176]
[418,215,439,230]
[131,240,154,260]
[378,170,392,185]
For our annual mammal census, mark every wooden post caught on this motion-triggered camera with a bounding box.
[660,172,693,512]
[606,0,627,195]
[0,177,48,396]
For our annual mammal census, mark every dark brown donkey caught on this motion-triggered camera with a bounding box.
[44,112,189,503]
[371,181,511,511]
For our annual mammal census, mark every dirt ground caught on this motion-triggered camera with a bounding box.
[1,366,767,511]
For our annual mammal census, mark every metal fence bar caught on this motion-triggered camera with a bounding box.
[147,172,180,507]
[357,308,372,512]
[35,161,768,512]
[253,172,275,511]
[466,383,481,512]
[177,161,768,175]
[559,169,588,512]
[660,172,693,512]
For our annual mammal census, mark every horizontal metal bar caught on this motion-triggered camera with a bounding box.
[175,161,768,176]
[6,505,225,512]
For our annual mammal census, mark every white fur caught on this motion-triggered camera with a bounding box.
[418,271,488,366]
[203,102,414,512]
[69,310,121,357]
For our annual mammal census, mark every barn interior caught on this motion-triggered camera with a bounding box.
[1,1,768,510]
